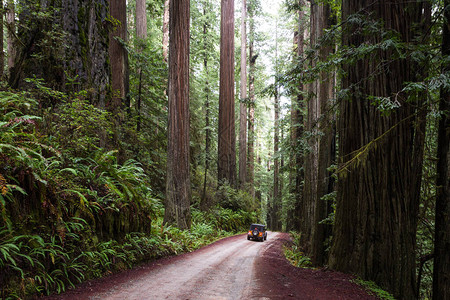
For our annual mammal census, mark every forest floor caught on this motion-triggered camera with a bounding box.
[44,232,379,299]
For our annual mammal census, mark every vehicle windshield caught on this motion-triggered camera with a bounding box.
[249,224,265,231]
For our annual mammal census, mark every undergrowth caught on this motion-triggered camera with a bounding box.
[352,278,396,300]
[0,209,242,299]
[284,231,312,268]
[0,90,256,299]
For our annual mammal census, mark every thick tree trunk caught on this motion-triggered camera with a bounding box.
[287,0,305,232]
[218,0,236,187]
[201,3,212,210]
[329,1,426,299]
[136,0,147,133]
[272,22,282,231]
[62,0,110,107]
[311,1,334,267]
[301,0,321,254]
[247,1,256,198]
[136,0,147,39]
[164,0,191,230]
[10,0,110,106]
[109,0,129,112]
[433,1,450,298]
[239,0,248,190]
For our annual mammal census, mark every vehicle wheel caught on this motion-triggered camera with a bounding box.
[247,236,250,240]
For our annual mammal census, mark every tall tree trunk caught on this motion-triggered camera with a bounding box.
[273,81,280,231]
[290,0,305,230]
[6,0,15,76]
[201,2,212,210]
[136,0,147,133]
[329,1,426,299]
[136,0,147,39]
[164,0,191,230]
[10,0,110,106]
[247,0,256,198]
[311,1,334,267]
[162,0,170,63]
[272,22,281,231]
[301,0,321,254]
[218,0,236,187]
[239,0,248,190]
[109,0,129,113]
[287,0,305,232]
[433,1,450,298]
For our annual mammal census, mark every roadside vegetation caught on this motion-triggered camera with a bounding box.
[0,89,257,299]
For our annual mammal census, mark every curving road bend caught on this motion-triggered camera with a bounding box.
[78,232,279,300]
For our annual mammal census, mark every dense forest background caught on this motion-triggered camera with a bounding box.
[0,0,449,299]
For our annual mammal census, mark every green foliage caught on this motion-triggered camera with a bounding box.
[284,232,312,268]
[216,183,259,213]
[352,278,396,300]
[50,97,113,157]
[192,206,257,233]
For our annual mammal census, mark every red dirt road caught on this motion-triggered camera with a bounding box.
[47,232,378,299]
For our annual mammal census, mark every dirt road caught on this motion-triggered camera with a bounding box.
[49,232,378,300]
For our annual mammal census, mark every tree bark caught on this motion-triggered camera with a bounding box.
[201,1,212,210]
[311,1,335,267]
[247,0,256,198]
[62,0,111,107]
[162,0,170,63]
[272,22,281,231]
[164,0,191,230]
[136,0,147,39]
[136,0,147,133]
[10,0,110,106]
[239,0,248,190]
[287,0,305,232]
[218,0,236,187]
[6,0,15,76]
[109,0,129,113]
[329,1,427,299]
[301,0,321,254]
[433,1,450,298]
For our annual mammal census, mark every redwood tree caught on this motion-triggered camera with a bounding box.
[239,0,248,190]
[329,1,427,299]
[164,0,191,229]
[135,0,147,132]
[218,0,237,187]
[287,0,305,233]
[109,0,129,112]
[247,0,257,198]
[6,0,15,75]
[162,0,170,63]
[433,1,450,298]
[310,0,335,267]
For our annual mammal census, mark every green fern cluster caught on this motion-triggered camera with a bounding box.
[284,232,312,268]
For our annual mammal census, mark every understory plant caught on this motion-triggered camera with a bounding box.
[284,231,312,268]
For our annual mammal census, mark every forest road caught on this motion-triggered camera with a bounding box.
[90,232,272,300]
[49,232,378,300]
[51,233,279,300]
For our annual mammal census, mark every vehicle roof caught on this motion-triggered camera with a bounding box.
[250,223,266,227]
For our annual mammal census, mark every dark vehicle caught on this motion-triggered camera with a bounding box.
[247,224,267,242]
